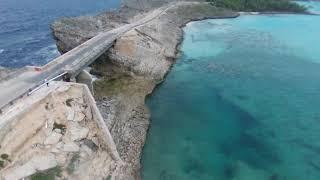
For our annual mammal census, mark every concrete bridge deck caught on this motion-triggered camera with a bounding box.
[0,3,173,110]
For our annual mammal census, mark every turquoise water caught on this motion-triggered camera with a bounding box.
[297,1,320,13]
[142,7,320,180]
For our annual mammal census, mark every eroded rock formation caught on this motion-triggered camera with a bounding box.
[51,1,238,179]
[0,83,124,179]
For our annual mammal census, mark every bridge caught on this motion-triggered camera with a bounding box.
[0,4,173,110]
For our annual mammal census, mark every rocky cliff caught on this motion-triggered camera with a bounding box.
[0,82,128,180]
[52,1,237,179]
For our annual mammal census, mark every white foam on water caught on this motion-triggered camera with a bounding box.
[35,44,60,63]
[0,49,4,54]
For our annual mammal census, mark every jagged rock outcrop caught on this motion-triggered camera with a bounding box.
[0,83,124,180]
[53,2,237,80]
[51,1,238,179]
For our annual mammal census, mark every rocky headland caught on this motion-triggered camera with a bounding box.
[0,81,141,179]
[51,1,238,179]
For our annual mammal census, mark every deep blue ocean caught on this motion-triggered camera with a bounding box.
[142,2,320,180]
[0,0,119,68]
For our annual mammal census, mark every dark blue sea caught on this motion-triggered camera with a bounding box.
[0,0,119,68]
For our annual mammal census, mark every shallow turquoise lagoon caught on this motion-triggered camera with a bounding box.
[141,10,320,180]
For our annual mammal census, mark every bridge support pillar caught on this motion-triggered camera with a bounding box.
[76,70,94,95]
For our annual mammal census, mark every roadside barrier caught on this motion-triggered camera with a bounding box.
[27,72,68,96]
[0,72,68,114]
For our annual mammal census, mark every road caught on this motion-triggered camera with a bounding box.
[0,3,174,110]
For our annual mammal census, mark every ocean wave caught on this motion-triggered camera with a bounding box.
[35,44,60,63]
[0,0,119,67]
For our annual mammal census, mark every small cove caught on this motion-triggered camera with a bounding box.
[142,2,320,180]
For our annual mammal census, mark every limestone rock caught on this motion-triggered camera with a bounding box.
[74,112,85,122]
[84,106,93,120]
[66,107,75,121]
[31,153,58,171]
[63,142,80,152]
[69,123,89,141]
[81,145,93,156]
[83,139,98,152]
[44,131,62,145]
[2,153,57,180]
[54,128,62,134]
[55,154,67,165]
[51,1,238,178]
[2,163,35,180]
[50,147,60,153]
[50,142,63,153]
[56,141,64,149]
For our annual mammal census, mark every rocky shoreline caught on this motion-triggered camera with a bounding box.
[52,1,238,179]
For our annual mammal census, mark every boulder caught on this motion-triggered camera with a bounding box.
[69,123,89,141]
[44,132,62,145]
[2,153,57,180]
[84,106,93,120]
[73,112,85,122]
[66,107,75,121]
[31,153,58,171]
[63,142,80,152]
[2,163,35,180]
[54,128,62,134]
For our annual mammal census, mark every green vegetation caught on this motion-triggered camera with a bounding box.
[0,154,11,168]
[65,98,73,107]
[0,160,4,168]
[1,154,9,160]
[103,175,112,180]
[30,167,62,180]
[207,0,306,12]
[67,153,80,174]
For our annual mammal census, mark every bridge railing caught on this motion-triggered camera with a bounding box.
[0,72,68,114]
